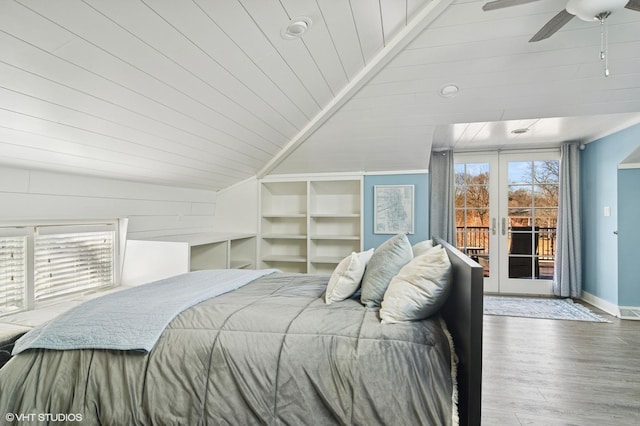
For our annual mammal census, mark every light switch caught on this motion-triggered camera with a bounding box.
[604,206,610,217]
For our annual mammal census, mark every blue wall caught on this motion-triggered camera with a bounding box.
[363,173,429,250]
[618,167,640,307]
[581,123,640,306]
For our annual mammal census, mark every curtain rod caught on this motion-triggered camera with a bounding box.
[447,146,561,155]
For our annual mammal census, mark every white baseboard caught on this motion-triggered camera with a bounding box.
[581,292,640,320]
[580,291,621,317]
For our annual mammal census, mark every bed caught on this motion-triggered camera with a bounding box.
[0,238,482,425]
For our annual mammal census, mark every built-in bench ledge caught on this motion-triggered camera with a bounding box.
[0,323,32,368]
[122,232,257,286]
[0,323,31,344]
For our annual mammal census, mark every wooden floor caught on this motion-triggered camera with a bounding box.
[481,304,640,425]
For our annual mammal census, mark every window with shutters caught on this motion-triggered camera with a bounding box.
[34,226,114,303]
[0,236,26,315]
[0,222,117,316]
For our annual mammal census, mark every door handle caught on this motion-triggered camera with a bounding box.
[501,218,507,236]
[491,218,497,235]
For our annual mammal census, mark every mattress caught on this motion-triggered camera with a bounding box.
[0,272,456,425]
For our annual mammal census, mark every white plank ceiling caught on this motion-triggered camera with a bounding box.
[1,0,640,189]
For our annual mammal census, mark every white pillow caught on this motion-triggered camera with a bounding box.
[380,245,452,324]
[325,249,374,304]
[412,239,433,257]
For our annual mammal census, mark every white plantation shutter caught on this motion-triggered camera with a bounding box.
[0,236,26,314]
[34,225,115,302]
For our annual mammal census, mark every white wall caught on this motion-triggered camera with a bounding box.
[0,165,217,239]
[211,177,259,234]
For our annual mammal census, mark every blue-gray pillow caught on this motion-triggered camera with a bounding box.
[360,234,413,308]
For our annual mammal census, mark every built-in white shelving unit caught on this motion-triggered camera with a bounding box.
[174,233,257,271]
[259,177,362,274]
[122,232,256,286]
[260,180,308,273]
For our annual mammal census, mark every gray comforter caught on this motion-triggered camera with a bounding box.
[0,273,455,425]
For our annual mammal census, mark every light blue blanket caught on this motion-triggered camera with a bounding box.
[13,269,277,355]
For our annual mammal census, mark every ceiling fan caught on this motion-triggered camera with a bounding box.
[482,0,640,42]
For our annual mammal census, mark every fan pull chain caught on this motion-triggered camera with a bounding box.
[599,13,610,77]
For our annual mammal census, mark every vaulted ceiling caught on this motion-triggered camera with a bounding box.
[2,0,640,190]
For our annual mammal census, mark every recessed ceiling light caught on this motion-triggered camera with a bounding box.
[281,17,312,40]
[440,84,459,98]
[511,128,530,135]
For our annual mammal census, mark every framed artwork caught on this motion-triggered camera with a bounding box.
[373,185,414,234]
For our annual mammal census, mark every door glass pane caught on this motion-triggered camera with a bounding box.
[537,223,556,280]
[466,163,490,180]
[508,227,538,278]
[534,160,559,183]
[509,207,532,226]
[509,185,533,208]
[455,186,466,208]
[534,208,557,227]
[535,184,558,206]
[507,160,558,280]
[508,161,532,184]
[455,162,490,277]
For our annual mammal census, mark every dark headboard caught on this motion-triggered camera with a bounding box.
[436,238,483,426]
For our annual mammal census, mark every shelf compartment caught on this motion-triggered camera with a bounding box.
[261,238,306,264]
[310,256,344,264]
[310,235,360,241]
[262,213,307,218]
[309,239,359,263]
[190,241,227,271]
[262,234,307,240]
[261,181,307,216]
[310,180,360,216]
[261,259,307,274]
[309,260,341,275]
[261,216,306,236]
[310,215,360,239]
[230,260,253,269]
[230,236,257,269]
[261,255,307,263]
[310,213,359,218]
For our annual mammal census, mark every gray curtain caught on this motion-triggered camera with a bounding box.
[429,150,455,243]
[554,143,582,298]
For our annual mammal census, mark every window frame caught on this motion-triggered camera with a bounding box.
[0,230,28,315]
[0,219,120,315]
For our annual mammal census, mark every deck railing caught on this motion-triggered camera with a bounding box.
[456,226,556,259]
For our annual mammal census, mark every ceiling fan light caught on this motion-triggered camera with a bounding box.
[566,0,628,21]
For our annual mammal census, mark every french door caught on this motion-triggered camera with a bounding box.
[454,151,559,295]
